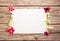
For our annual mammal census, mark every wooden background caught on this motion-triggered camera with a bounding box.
[0,0,60,40]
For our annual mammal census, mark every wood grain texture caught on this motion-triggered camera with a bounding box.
[0,31,60,40]
[0,0,60,40]
[0,0,60,6]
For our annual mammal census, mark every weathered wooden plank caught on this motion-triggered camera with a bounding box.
[0,31,60,40]
[37,33,60,40]
[0,0,60,6]
[47,25,60,33]
[49,20,60,23]
[0,24,6,31]
[0,14,10,23]
[50,7,60,16]
[50,25,60,30]
[51,25,60,30]
[49,17,60,24]
[0,7,11,14]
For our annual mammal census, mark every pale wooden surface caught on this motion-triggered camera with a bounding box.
[0,0,60,40]
[0,0,60,6]
[0,31,60,40]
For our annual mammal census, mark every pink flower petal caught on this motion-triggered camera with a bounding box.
[44,7,50,13]
[8,6,15,12]
[44,31,49,36]
[6,27,15,35]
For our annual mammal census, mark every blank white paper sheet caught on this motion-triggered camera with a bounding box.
[12,9,47,34]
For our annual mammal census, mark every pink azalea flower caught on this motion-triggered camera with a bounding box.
[8,6,15,12]
[44,31,49,36]
[44,7,50,13]
[6,27,15,35]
